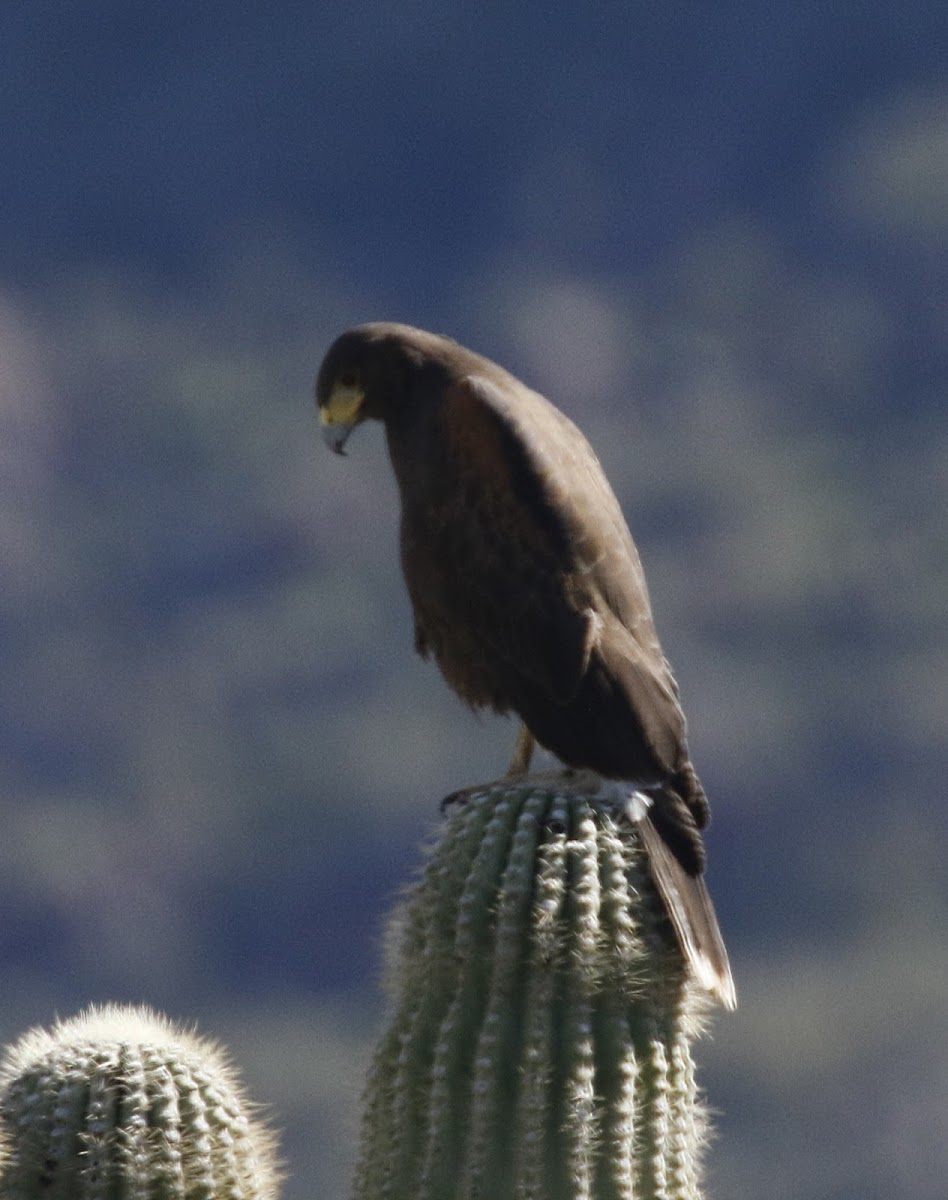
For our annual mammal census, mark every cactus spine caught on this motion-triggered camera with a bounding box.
[0,1004,279,1200]
[353,781,713,1200]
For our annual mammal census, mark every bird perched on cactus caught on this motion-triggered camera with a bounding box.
[317,322,735,1009]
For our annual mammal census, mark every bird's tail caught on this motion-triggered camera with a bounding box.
[637,814,737,1010]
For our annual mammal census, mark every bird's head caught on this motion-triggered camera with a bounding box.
[316,322,464,454]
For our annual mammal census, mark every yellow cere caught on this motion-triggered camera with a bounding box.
[320,382,366,426]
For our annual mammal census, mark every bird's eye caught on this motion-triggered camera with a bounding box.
[339,371,358,388]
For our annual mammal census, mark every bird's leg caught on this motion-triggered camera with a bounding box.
[506,723,535,776]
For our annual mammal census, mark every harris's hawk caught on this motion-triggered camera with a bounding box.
[316,322,735,1009]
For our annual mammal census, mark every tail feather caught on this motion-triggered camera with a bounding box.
[638,814,737,1010]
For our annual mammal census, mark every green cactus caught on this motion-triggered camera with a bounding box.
[0,1004,280,1200]
[353,780,716,1200]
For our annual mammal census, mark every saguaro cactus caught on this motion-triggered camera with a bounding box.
[353,779,716,1200]
[0,1004,279,1200]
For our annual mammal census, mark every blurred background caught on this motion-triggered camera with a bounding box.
[1,3,946,1197]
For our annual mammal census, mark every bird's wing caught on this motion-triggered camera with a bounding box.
[414,373,711,878]
[403,373,593,703]
[401,372,673,717]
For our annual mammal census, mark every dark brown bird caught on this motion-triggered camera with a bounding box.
[316,322,735,1009]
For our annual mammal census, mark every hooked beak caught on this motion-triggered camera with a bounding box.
[318,381,366,456]
[321,420,354,455]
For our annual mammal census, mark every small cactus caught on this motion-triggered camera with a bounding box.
[353,780,715,1200]
[0,1004,280,1200]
